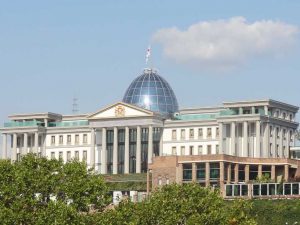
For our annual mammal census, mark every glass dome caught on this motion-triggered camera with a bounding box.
[123,68,179,116]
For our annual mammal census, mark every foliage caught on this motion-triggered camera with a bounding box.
[255,173,271,183]
[249,199,300,225]
[92,183,257,225]
[0,154,110,225]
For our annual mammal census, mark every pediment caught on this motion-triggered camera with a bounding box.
[88,102,154,119]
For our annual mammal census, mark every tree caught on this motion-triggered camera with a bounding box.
[95,183,257,225]
[0,154,110,225]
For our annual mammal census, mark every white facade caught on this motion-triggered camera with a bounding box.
[1,99,299,175]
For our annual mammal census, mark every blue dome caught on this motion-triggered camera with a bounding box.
[123,68,179,116]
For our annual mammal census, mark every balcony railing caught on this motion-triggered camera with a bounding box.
[4,121,42,127]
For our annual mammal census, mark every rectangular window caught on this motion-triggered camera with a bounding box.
[198,128,203,139]
[196,163,205,180]
[83,151,87,161]
[67,135,71,144]
[210,163,220,180]
[51,152,55,159]
[172,146,177,155]
[83,134,88,144]
[269,143,272,157]
[207,128,212,138]
[216,145,219,154]
[181,146,185,156]
[198,145,203,155]
[216,127,219,138]
[276,127,280,138]
[189,129,194,139]
[75,134,79,144]
[189,146,194,155]
[207,145,211,155]
[276,145,279,157]
[59,151,63,160]
[183,164,192,181]
[51,136,55,145]
[283,129,286,140]
[180,129,186,140]
[270,126,273,137]
[67,151,71,161]
[75,151,79,160]
[59,135,63,145]
[172,129,177,140]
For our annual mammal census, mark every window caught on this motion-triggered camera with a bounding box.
[83,134,88,144]
[283,129,286,140]
[198,128,203,139]
[196,163,205,180]
[180,129,185,140]
[51,152,55,159]
[172,146,177,155]
[83,151,87,161]
[189,146,194,155]
[172,130,177,140]
[207,145,211,155]
[270,126,273,137]
[216,145,219,154]
[269,143,272,157]
[276,145,279,157]
[207,128,212,138]
[210,163,220,180]
[283,112,286,119]
[181,146,185,156]
[59,152,63,160]
[276,127,280,138]
[75,135,79,144]
[67,135,71,144]
[67,151,71,161]
[59,135,63,145]
[75,151,79,160]
[183,164,192,181]
[290,114,293,121]
[198,145,203,155]
[51,136,55,145]
[189,129,194,139]
[216,127,219,138]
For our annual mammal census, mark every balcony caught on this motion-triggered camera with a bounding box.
[4,121,43,128]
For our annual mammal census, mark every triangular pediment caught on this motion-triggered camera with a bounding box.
[87,102,154,119]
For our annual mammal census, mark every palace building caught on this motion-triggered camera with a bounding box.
[1,68,300,194]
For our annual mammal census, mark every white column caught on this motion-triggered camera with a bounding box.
[272,125,276,158]
[231,122,236,155]
[44,118,48,128]
[263,123,269,158]
[113,127,118,174]
[42,133,46,157]
[255,121,261,157]
[90,128,95,168]
[12,133,17,161]
[136,126,141,173]
[34,132,39,154]
[279,127,283,158]
[124,127,129,174]
[286,129,290,158]
[101,128,107,174]
[148,125,153,164]
[23,133,28,156]
[243,121,248,157]
[264,105,268,116]
[2,134,7,159]
[219,123,224,154]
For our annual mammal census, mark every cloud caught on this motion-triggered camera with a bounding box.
[152,17,299,70]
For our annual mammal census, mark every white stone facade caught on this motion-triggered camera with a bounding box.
[1,99,299,175]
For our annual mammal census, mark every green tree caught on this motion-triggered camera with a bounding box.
[96,183,257,225]
[0,154,110,225]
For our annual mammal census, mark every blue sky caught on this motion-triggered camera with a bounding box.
[0,0,300,124]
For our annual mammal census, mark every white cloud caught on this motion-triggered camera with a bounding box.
[152,17,299,70]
